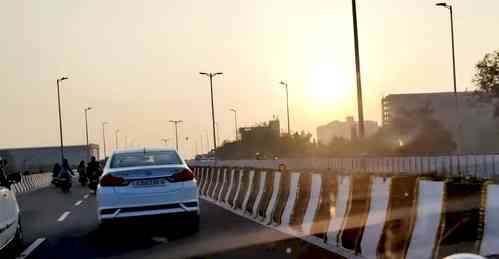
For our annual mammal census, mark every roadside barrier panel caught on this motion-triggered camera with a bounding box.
[215,168,227,202]
[480,184,499,256]
[302,173,322,235]
[377,176,418,259]
[203,167,214,196]
[281,172,301,227]
[245,170,263,215]
[257,171,275,219]
[228,169,243,208]
[406,179,444,259]
[359,176,391,258]
[272,171,291,225]
[12,173,51,194]
[209,168,221,199]
[240,169,255,212]
[250,171,267,217]
[339,175,372,252]
[310,173,337,240]
[434,181,485,258]
[326,175,350,246]
[222,168,235,203]
[235,169,252,210]
[289,172,311,233]
[263,171,281,224]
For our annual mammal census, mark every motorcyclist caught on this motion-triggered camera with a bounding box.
[52,163,61,178]
[87,156,102,192]
[87,156,102,180]
[0,159,9,188]
[77,160,88,186]
[60,159,75,180]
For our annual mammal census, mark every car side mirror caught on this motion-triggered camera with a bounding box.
[7,173,21,184]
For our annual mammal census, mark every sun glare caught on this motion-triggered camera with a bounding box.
[309,63,350,104]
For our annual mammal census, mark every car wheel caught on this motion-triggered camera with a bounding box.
[186,213,199,234]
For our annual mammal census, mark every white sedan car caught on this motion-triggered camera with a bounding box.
[97,149,199,232]
[0,172,22,257]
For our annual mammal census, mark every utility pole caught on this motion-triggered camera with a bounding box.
[169,120,183,151]
[436,2,462,163]
[351,0,365,138]
[84,107,93,160]
[102,122,108,158]
[199,72,223,155]
[279,81,291,135]
[56,76,69,163]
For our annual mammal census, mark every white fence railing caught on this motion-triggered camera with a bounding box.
[189,155,499,178]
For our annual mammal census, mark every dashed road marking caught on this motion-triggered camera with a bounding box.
[16,238,46,259]
[74,200,83,206]
[83,194,90,199]
[152,237,169,243]
[57,211,71,222]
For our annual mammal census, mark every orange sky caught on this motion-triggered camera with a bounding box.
[1,0,499,159]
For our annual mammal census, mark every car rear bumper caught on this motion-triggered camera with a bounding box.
[98,200,199,222]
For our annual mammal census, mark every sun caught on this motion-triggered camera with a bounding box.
[309,63,351,104]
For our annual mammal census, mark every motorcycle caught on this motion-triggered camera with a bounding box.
[78,174,88,187]
[88,177,98,192]
[51,176,72,192]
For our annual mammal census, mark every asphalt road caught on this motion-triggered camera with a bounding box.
[15,184,338,259]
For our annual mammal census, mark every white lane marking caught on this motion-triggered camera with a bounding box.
[83,194,90,199]
[74,200,83,206]
[152,236,169,243]
[16,238,46,259]
[57,211,71,222]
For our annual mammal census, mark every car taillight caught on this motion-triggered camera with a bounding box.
[169,169,194,182]
[100,174,128,186]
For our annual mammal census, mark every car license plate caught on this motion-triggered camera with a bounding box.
[132,179,166,187]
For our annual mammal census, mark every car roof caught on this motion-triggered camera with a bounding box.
[112,148,177,155]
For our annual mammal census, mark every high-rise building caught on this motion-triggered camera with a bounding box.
[382,91,499,153]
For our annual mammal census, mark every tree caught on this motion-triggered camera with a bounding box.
[389,104,456,155]
[473,50,499,116]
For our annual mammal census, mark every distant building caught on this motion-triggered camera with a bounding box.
[316,116,378,145]
[382,91,499,153]
[239,119,280,143]
[0,144,99,173]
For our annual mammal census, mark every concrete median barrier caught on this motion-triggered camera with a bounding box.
[189,164,499,258]
[12,173,51,194]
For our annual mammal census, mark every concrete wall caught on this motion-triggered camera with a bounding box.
[0,144,99,172]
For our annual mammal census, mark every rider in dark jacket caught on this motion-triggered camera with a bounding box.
[60,159,75,180]
[87,156,102,180]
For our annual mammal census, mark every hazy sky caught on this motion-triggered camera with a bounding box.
[1,0,499,159]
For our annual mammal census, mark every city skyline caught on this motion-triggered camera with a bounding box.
[2,0,499,159]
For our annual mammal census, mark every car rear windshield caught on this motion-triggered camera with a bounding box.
[110,151,182,168]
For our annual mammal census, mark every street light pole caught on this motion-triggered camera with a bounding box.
[84,107,93,160]
[199,72,223,154]
[351,0,365,139]
[215,122,221,146]
[436,2,461,153]
[229,108,238,141]
[102,122,108,158]
[56,76,69,163]
[279,81,291,135]
[169,120,183,151]
[115,129,120,150]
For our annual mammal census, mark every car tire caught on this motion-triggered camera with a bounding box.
[13,219,23,252]
[186,213,199,234]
